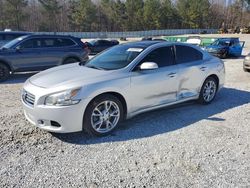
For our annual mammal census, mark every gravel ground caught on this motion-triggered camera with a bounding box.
[1,35,250,188]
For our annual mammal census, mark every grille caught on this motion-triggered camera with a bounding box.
[23,90,35,106]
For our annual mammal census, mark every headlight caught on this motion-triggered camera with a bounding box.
[45,88,81,106]
[245,56,250,60]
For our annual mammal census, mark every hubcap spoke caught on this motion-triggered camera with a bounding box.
[91,100,120,133]
[203,80,217,102]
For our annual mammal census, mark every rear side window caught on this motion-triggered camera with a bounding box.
[55,38,75,47]
[175,45,203,64]
[98,40,110,45]
[141,46,174,68]
[42,38,55,47]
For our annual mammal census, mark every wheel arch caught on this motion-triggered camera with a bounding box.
[61,56,81,65]
[83,91,128,121]
[206,74,219,90]
[0,59,12,71]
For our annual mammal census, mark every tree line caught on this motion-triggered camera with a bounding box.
[0,0,250,32]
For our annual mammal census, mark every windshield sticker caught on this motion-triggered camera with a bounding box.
[127,48,143,52]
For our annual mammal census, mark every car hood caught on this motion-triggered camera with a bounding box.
[29,63,112,88]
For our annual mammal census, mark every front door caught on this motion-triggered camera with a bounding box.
[129,46,179,113]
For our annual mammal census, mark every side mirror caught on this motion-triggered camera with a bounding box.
[15,46,22,51]
[140,62,158,70]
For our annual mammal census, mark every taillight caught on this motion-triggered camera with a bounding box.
[83,43,90,54]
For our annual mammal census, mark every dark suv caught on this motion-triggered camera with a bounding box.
[0,31,31,47]
[0,34,89,81]
[85,39,119,55]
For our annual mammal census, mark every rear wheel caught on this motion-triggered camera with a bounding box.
[83,94,124,136]
[0,63,10,82]
[63,57,79,65]
[198,77,218,104]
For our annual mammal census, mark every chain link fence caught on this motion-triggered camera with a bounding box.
[36,29,217,38]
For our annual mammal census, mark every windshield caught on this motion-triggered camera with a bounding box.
[2,37,24,49]
[212,39,230,46]
[85,45,145,70]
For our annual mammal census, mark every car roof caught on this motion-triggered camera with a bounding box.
[217,37,239,40]
[121,41,164,48]
[25,34,78,39]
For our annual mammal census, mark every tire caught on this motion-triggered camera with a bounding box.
[83,94,124,136]
[63,57,79,65]
[198,77,218,104]
[243,67,250,72]
[0,63,10,82]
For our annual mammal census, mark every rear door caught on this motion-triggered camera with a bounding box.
[175,45,207,100]
[130,46,179,112]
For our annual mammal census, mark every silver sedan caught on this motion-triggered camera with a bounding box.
[22,41,225,136]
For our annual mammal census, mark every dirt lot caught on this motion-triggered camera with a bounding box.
[0,34,250,187]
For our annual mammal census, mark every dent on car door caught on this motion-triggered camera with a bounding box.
[175,45,206,100]
[130,46,179,113]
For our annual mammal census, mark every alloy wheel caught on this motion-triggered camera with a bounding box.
[91,100,120,133]
[203,80,217,102]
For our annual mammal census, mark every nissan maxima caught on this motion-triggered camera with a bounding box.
[22,41,225,136]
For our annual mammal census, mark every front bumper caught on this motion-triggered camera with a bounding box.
[22,83,90,133]
[22,101,88,133]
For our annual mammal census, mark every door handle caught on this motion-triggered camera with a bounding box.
[168,72,176,77]
[200,66,207,71]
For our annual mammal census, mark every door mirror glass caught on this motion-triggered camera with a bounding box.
[15,46,22,51]
[140,62,158,70]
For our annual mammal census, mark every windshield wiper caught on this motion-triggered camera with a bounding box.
[85,65,106,70]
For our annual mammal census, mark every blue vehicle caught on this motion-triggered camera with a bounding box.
[0,34,89,81]
[204,38,245,58]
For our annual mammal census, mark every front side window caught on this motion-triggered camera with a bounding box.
[19,39,42,49]
[140,46,174,68]
[175,45,203,64]
[85,45,145,70]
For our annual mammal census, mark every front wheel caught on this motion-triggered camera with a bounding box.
[63,57,79,65]
[198,77,218,104]
[83,94,124,136]
[0,63,10,82]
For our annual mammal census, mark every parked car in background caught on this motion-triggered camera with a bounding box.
[243,53,250,72]
[85,39,119,55]
[0,34,89,81]
[186,36,202,46]
[141,37,166,42]
[22,41,225,136]
[0,31,31,47]
[204,38,245,58]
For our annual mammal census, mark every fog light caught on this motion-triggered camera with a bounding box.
[38,120,44,125]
